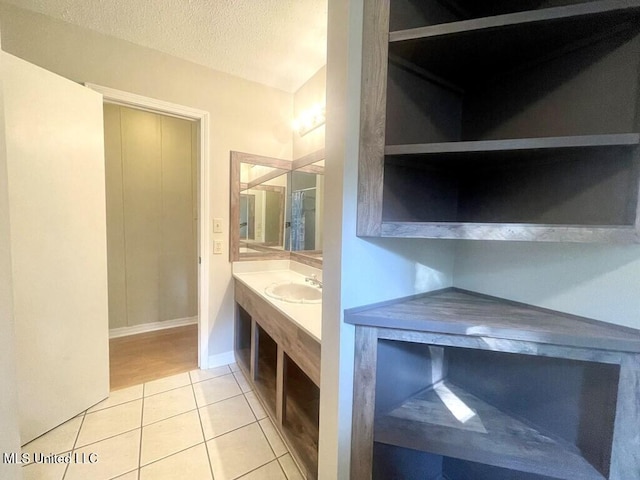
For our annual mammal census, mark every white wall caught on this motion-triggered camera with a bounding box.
[293,65,327,159]
[454,241,640,330]
[0,2,293,363]
[319,0,456,477]
[0,40,22,480]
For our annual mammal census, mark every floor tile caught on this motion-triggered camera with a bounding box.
[229,362,240,373]
[22,415,83,456]
[259,418,288,457]
[207,422,275,480]
[21,457,67,480]
[65,429,140,480]
[190,366,231,384]
[244,391,267,420]
[192,374,242,407]
[139,443,212,480]
[233,370,252,393]
[278,454,304,480]
[144,372,191,397]
[76,400,142,448]
[199,395,256,440]
[140,410,203,466]
[238,460,286,480]
[143,385,196,426]
[88,384,143,413]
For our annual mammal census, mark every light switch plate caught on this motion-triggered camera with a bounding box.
[213,240,223,254]
[213,218,223,233]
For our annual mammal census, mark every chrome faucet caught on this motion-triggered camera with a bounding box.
[305,274,323,289]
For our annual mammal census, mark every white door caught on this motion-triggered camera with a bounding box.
[2,52,109,444]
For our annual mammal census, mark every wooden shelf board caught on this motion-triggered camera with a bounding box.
[346,288,640,354]
[384,134,640,156]
[379,222,640,244]
[375,381,606,480]
[388,0,640,86]
[389,0,640,42]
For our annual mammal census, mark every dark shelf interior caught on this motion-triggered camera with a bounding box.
[235,305,252,373]
[374,341,620,480]
[389,2,640,79]
[388,0,618,31]
[373,444,563,480]
[386,35,640,146]
[283,354,320,478]
[255,325,278,416]
[382,143,639,225]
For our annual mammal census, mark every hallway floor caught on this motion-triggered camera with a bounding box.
[21,364,304,480]
[109,324,198,390]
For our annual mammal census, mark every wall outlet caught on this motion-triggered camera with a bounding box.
[213,218,223,233]
[213,240,223,254]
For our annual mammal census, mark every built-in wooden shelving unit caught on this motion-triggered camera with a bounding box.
[357,0,640,242]
[347,288,640,480]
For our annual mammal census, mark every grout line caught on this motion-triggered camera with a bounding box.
[235,459,283,479]
[190,366,233,385]
[61,409,87,480]
[138,442,205,473]
[137,383,145,478]
[277,456,294,480]
[191,370,217,480]
[87,394,144,414]
[68,426,143,452]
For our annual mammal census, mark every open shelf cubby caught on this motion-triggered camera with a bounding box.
[358,0,640,241]
[235,305,252,374]
[255,324,278,416]
[374,343,619,480]
[282,354,320,477]
[347,288,640,480]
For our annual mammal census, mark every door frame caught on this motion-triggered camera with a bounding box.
[86,83,211,368]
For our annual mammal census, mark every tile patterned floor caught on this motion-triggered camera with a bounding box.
[21,363,305,480]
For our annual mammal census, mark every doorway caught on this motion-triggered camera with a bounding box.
[88,84,211,385]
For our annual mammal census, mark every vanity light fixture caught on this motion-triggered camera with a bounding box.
[292,103,325,136]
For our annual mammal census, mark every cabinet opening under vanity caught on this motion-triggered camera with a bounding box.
[283,354,320,477]
[255,325,278,416]
[235,305,252,374]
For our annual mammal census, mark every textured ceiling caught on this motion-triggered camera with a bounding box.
[4,0,327,92]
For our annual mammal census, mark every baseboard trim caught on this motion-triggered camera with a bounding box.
[207,351,235,369]
[109,317,198,339]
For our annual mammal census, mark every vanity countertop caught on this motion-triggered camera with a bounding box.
[233,260,322,342]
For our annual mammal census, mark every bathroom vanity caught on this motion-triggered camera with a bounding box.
[233,261,321,479]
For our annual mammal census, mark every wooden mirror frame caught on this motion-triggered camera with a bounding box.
[230,149,325,265]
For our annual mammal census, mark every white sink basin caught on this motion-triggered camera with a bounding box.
[264,282,322,304]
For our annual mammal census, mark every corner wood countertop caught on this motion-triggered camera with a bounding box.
[345,288,640,354]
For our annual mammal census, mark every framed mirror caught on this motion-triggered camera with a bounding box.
[230,149,324,265]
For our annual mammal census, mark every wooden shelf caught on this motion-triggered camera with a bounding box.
[375,381,606,480]
[349,288,640,480]
[384,134,640,156]
[389,0,640,87]
[380,222,640,243]
[346,288,640,354]
[382,141,640,234]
